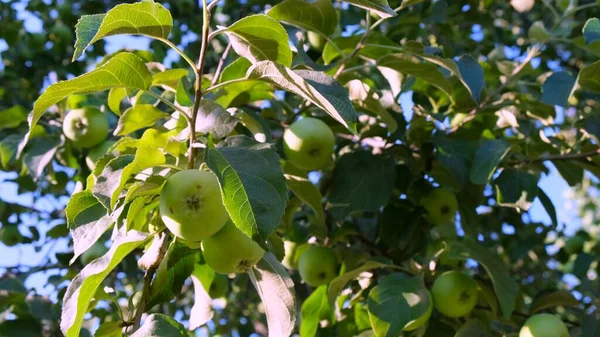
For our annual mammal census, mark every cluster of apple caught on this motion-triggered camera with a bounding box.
[416,189,570,336]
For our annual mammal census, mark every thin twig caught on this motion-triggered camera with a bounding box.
[158,38,197,72]
[211,43,232,86]
[334,13,372,78]
[188,0,212,169]
[509,149,600,166]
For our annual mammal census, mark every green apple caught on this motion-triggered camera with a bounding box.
[298,245,338,287]
[564,235,585,255]
[519,314,569,337]
[160,170,229,242]
[81,242,109,265]
[420,188,458,226]
[282,241,310,270]
[403,291,433,331]
[208,274,229,298]
[0,225,22,247]
[307,31,326,52]
[201,221,265,274]
[283,117,335,171]
[86,140,116,170]
[432,271,478,318]
[62,107,109,149]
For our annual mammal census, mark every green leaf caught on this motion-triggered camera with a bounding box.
[469,140,511,185]
[345,0,396,18]
[528,21,552,43]
[94,321,122,337]
[400,0,425,9]
[130,314,188,337]
[268,0,338,36]
[107,88,128,116]
[530,290,579,314]
[92,155,135,209]
[537,187,557,225]
[148,240,196,308]
[583,311,600,337]
[448,240,520,318]
[377,54,454,99]
[367,274,431,337]
[327,261,390,307]
[301,286,331,337]
[189,264,215,330]
[327,152,395,219]
[193,99,239,138]
[114,104,170,136]
[27,53,152,145]
[61,231,148,337]
[323,34,396,65]
[65,191,123,264]
[205,136,288,240]
[239,109,272,142]
[249,253,296,337]
[583,18,600,45]
[220,57,252,82]
[456,55,485,103]
[578,60,600,92]
[542,71,576,108]
[494,169,539,210]
[152,69,189,91]
[283,161,324,225]
[225,14,293,67]
[23,137,60,179]
[247,61,358,133]
[0,106,28,130]
[73,1,173,60]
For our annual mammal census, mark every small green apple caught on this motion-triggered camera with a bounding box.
[208,274,229,298]
[86,140,116,170]
[432,271,478,318]
[307,31,327,52]
[283,117,335,171]
[420,188,458,226]
[297,245,338,287]
[62,107,109,149]
[201,221,265,274]
[403,291,433,331]
[519,314,569,337]
[160,170,229,242]
[81,242,109,265]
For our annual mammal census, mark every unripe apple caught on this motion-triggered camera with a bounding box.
[81,242,109,265]
[420,188,458,226]
[62,107,109,149]
[432,271,478,318]
[519,314,569,337]
[208,274,229,298]
[159,170,229,242]
[86,140,116,170]
[297,245,338,287]
[201,221,265,274]
[283,117,335,171]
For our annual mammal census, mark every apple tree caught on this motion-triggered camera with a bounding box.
[1,0,600,336]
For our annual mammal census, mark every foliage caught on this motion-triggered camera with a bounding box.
[1,0,600,336]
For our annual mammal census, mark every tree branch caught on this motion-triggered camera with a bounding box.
[188,0,212,169]
[509,149,600,166]
[211,43,231,86]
